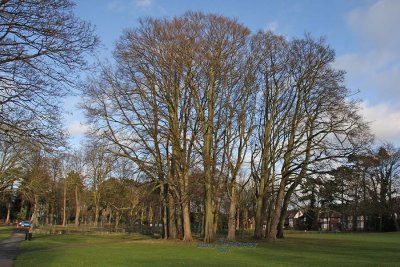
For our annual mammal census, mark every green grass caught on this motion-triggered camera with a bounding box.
[15,231,400,267]
[0,226,12,240]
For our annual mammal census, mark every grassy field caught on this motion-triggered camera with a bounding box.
[0,226,12,240]
[15,231,400,267]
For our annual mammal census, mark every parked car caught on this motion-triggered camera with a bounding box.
[19,221,32,227]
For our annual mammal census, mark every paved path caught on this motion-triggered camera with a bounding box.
[0,228,25,267]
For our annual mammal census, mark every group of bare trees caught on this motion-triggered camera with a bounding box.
[1,2,398,244]
[80,12,376,242]
[0,139,155,229]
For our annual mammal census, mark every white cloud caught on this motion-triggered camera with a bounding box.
[359,101,400,143]
[67,121,89,136]
[107,0,125,12]
[334,51,400,101]
[265,21,278,32]
[347,0,400,53]
[107,0,153,12]
[135,0,152,8]
[334,0,400,145]
[338,0,400,104]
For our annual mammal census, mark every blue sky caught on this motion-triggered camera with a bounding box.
[66,0,400,146]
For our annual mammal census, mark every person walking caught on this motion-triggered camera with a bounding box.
[25,223,34,241]
[28,224,34,241]
[24,227,29,241]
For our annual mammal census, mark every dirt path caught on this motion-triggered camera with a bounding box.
[0,228,25,267]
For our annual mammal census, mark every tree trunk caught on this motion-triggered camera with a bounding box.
[255,153,271,239]
[94,203,100,227]
[243,208,249,229]
[277,205,288,239]
[176,205,183,239]
[148,204,153,226]
[30,195,39,226]
[108,209,113,225]
[393,213,399,232]
[203,152,215,243]
[266,181,286,240]
[266,191,275,237]
[200,210,204,236]
[227,185,237,241]
[182,200,193,241]
[254,175,265,239]
[277,183,296,238]
[161,184,168,239]
[179,171,193,241]
[212,195,221,238]
[203,180,215,243]
[74,185,80,226]
[140,207,144,233]
[168,193,177,239]
[5,201,11,224]
[115,211,120,229]
[202,68,215,244]
[62,181,67,226]
[378,213,383,232]
[47,203,51,225]
[236,207,240,230]
[5,183,13,224]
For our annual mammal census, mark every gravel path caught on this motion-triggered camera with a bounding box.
[0,228,25,267]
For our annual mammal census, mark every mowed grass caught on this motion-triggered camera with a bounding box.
[0,226,12,240]
[15,231,400,267]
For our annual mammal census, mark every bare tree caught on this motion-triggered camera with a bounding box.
[250,33,367,240]
[0,138,22,193]
[19,146,52,226]
[0,137,23,222]
[184,13,251,243]
[250,31,290,239]
[84,139,114,227]
[65,170,84,226]
[0,0,98,146]
[222,50,257,241]
[114,16,202,241]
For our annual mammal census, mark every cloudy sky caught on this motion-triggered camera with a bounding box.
[66,0,400,146]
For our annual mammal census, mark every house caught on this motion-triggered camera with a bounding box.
[342,215,366,231]
[318,211,342,231]
[284,210,304,229]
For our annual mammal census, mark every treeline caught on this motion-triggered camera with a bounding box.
[1,138,399,239]
[0,141,161,230]
[314,145,400,232]
[1,4,399,244]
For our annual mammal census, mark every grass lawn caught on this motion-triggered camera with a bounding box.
[15,231,400,267]
[0,226,12,240]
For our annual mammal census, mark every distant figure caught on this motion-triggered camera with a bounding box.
[24,227,29,240]
[25,224,34,241]
[28,224,34,240]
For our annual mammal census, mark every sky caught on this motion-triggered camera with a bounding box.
[65,0,400,147]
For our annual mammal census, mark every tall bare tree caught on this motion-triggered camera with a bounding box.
[250,33,367,240]
[84,140,114,227]
[222,50,257,241]
[0,0,98,146]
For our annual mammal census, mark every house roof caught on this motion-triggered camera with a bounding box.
[287,210,303,219]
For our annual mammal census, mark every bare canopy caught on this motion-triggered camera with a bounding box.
[0,0,98,146]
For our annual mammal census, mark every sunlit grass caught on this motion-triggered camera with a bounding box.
[0,226,12,240]
[15,231,400,267]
